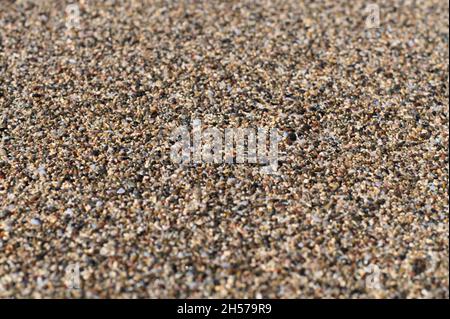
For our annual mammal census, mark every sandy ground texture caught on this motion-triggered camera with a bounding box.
[0,0,448,298]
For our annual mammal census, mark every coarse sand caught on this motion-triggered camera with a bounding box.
[0,0,448,298]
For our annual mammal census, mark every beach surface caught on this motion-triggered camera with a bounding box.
[0,0,448,298]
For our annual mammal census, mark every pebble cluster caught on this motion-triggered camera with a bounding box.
[0,0,448,298]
